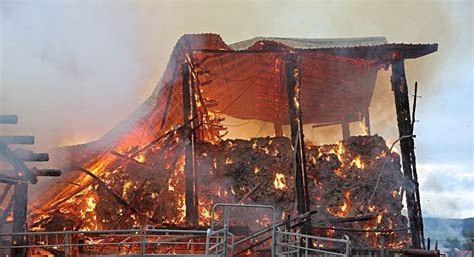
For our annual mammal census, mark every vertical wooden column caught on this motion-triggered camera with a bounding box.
[12,179,27,257]
[364,109,371,135]
[285,54,311,235]
[391,59,423,248]
[182,62,198,226]
[341,120,351,140]
[274,57,284,137]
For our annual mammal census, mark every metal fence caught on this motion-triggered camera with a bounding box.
[0,203,353,257]
[275,230,350,257]
[0,227,217,256]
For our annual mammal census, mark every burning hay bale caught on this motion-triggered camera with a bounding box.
[197,135,408,248]
[30,135,408,248]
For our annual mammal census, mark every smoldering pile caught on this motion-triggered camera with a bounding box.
[31,135,408,248]
[197,135,409,248]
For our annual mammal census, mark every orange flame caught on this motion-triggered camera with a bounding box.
[274,173,287,190]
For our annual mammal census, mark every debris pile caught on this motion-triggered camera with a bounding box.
[31,135,408,248]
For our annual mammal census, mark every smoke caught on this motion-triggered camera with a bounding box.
[1,0,472,219]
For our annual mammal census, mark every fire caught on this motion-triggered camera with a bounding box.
[274,173,287,190]
[134,154,146,163]
[351,157,364,170]
[254,166,261,173]
[176,193,186,223]
[341,190,351,214]
[327,189,352,217]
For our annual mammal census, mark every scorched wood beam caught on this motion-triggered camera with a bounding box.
[365,108,371,135]
[0,115,18,124]
[390,59,423,249]
[0,144,37,184]
[285,53,312,236]
[182,62,198,226]
[11,176,28,257]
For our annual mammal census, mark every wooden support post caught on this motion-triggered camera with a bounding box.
[391,59,423,248]
[341,121,351,140]
[12,174,28,257]
[189,60,199,226]
[365,109,371,135]
[182,62,198,226]
[285,54,312,236]
[273,123,283,137]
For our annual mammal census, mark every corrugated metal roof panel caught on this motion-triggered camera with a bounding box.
[230,36,389,50]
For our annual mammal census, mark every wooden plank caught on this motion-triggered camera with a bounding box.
[0,150,48,162]
[341,118,351,140]
[0,115,18,124]
[0,136,34,145]
[365,109,371,135]
[0,174,27,184]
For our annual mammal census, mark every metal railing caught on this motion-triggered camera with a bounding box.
[210,203,277,257]
[276,230,350,257]
[0,203,351,257]
[0,227,219,256]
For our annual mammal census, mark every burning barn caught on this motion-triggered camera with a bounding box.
[0,33,438,256]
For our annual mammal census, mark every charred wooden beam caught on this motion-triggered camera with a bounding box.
[12,177,28,257]
[411,81,425,246]
[0,184,12,204]
[0,150,49,162]
[0,136,34,145]
[0,115,18,124]
[313,214,377,225]
[285,53,312,236]
[0,168,61,177]
[182,62,198,226]
[341,121,351,140]
[391,59,423,249]
[0,174,27,184]
[31,168,62,177]
[365,109,371,135]
[76,166,157,224]
[313,226,408,233]
[0,144,37,184]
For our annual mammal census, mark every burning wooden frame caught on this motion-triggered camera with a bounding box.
[0,34,438,255]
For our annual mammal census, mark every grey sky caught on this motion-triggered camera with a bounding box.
[1,0,472,218]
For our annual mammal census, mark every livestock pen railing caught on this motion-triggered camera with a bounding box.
[0,203,352,257]
[0,227,219,256]
[275,230,350,257]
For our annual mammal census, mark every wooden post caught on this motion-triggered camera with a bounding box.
[285,53,312,235]
[189,60,200,226]
[391,59,423,248]
[182,62,198,226]
[341,121,351,140]
[364,109,371,135]
[12,175,28,257]
[273,123,283,137]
